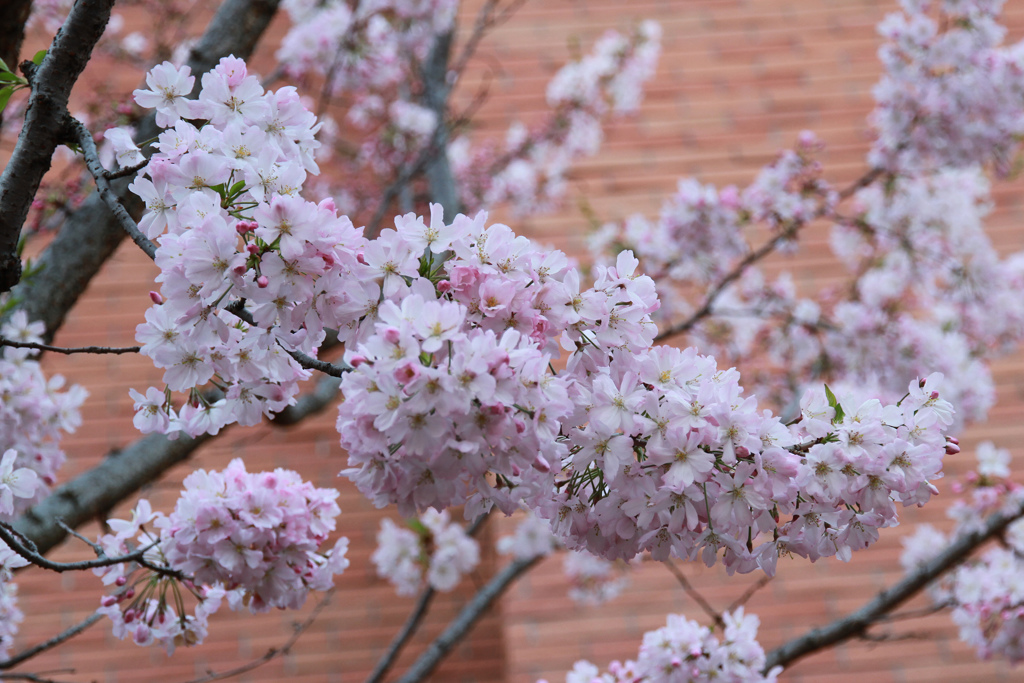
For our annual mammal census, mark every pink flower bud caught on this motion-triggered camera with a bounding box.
[232,264,247,276]
[437,280,452,293]
[349,354,368,367]
[101,595,118,607]
[256,275,269,288]
[382,327,401,344]
[246,243,260,255]
[149,291,164,305]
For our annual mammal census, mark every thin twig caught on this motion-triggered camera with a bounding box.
[725,574,772,615]
[104,158,149,180]
[655,166,887,342]
[180,588,336,683]
[0,337,140,355]
[0,672,79,683]
[68,117,157,260]
[0,614,102,671]
[366,126,447,239]
[0,522,182,579]
[663,559,724,628]
[55,520,104,555]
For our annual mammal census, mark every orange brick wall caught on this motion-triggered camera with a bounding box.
[6,1,1024,682]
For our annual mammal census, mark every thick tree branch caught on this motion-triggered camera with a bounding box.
[365,586,437,683]
[419,30,461,218]
[763,496,1024,672]
[9,0,283,341]
[395,555,540,683]
[0,0,115,293]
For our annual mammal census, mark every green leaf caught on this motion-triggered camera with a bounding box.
[0,72,17,83]
[228,180,246,196]
[406,518,429,536]
[0,86,14,115]
[0,57,10,74]
[32,49,47,66]
[823,384,845,424]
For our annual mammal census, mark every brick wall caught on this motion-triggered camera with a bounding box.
[6,1,1024,682]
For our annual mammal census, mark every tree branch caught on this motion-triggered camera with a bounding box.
[0,522,181,579]
[763,496,1024,673]
[270,376,341,425]
[8,0,284,341]
[11,432,213,555]
[419,29,461,219]
[0,614,102,671]
[664,558,724,628]
[0,338,140,355]
[394,555,540,683]
[67,117,157,259]
[365,587,437,683]
[0,0,115,293]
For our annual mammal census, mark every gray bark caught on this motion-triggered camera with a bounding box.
[763,496,1024,672]
[419,29,461,217]
[0,0,115,293]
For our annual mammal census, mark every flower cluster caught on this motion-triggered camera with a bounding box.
[545,609,780,683]
[337,238,659,520]
[94,460,349,652]
[563,550,631,606]
[871,0,1024,174]
[591,134,830,321]
[0,581,22,660]
[372,509,479,595]
[547,338,955,572]
[450,21,662,215]
[278,0,457,95]
[497,510,560,561]
[129,56,372,436]
[901,441,1024,664]
[0,311,86,514]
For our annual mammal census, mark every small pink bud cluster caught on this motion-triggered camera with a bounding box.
[94,461,349,652]
[545,609,781,683]
[371,510,479,596]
